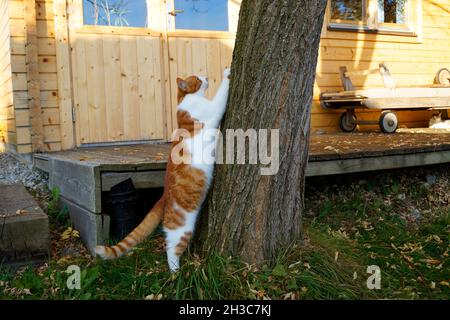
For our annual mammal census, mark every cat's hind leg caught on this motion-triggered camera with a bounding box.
[163,209,198,273]
[165,228,194,273]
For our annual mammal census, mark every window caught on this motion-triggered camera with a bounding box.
[83,0,148,28]
[331,0,365,24]
[173,0,229,31]
[378,0,407,25]
[328,0,419,34]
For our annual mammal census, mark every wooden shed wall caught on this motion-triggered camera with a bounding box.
[8,0,61,153]
[4,0,450,154]
[312,0,450,133]
[0,0,15,152]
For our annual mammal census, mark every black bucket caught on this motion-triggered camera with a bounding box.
[108,178,142,240]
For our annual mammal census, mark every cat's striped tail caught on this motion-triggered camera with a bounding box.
[94,198,164,259]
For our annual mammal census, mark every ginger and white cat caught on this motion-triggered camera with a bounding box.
[429,112,450,129]
[95,68,231,272]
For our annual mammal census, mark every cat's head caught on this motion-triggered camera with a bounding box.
[176,75,209,102]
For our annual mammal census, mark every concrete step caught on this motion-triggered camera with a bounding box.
[0,184,50,268]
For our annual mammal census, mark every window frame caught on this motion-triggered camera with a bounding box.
[326,0,422,38]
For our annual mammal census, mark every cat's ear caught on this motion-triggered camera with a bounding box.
[177,78,188,91]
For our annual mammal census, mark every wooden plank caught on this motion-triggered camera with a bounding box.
[206,39,221,100]
[11,55,26,73]
[74,38,89,144]
[157,0,172,139]
[306,150,450,177]
[9,19,26,37]
[67,0,83,145]
[120,35,140,140]
[153,37,166,139]
[40,90,59,107]
[228,0,241,34]
[323,87,450,99]
[37,55,57,73]
[42,107,60,125]
[101,171,165,191]
[147,0,165,31]
[36,0,54,21]
[76,26,160,37]
[176,38,192,79]
[53,0,75,149]
[167,37,178,133]
[191,38,207,77]
[16,126,31,144]
[167,30,235,39]
[15,109,30,126]
[136,37,156,140]
[39,73,58,90]
[11,73,25,91]
[10,37,25,54]
[37,37,56,55]
[16,144,32,153]
[8,1,25,19]
[43,124,61,143]
[85,34,107,143]
[36,20,54,38]
[24,0,44,152]
[363,97,450,109]
[219,39,233,73]
[44,140,62,152]
[102,35,124,141]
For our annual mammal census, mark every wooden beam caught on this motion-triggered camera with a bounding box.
[53,0,75,150]
[67,0,83,146]
[101,171,165,191]
[306,150,450,177]
[75,26,161,37]
[24,0,44,152]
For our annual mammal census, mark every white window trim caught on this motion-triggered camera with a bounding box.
[326,0,423,38]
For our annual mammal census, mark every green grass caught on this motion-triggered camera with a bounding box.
[0,165,448,300]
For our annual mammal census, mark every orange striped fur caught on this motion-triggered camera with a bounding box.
[95,69,230,272]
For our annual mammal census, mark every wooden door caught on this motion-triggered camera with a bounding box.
[165,0,239,131]
[67,0,168,146]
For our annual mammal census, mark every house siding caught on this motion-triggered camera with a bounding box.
[8,0,61,154]
[312,0,450,132]
[0,0,16,152]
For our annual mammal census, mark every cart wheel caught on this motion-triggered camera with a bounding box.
[435,68,450,85]
[379,111,398,134]
[339,112,357,132]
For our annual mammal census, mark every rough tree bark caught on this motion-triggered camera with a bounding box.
[197,0,327,265]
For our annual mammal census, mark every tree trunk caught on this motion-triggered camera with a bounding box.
[196,0,327,265]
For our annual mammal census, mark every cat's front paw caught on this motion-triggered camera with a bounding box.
[223,68,231,79]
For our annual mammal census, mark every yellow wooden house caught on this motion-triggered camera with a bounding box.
[1,0,449,156]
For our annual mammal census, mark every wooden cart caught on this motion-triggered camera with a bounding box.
[319,64,450,133]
